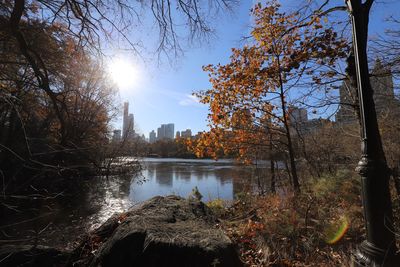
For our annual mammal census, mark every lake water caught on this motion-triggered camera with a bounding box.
[87,158,263,229]
[1,158,269,248]
[131,158,254,202]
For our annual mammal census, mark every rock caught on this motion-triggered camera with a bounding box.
[86,195,242,267]
[0,245,69,266]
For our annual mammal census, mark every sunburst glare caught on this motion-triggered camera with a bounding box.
[108,58,140,89]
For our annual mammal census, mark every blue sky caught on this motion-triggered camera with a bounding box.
[110,0,400,139]
[111,1,253,138]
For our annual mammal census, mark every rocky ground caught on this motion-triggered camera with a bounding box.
[0,195,242,267]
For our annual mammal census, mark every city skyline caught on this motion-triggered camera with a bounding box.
[114,101,195,141]
[113,1,399,139]
[113,101,136,141]
[113,1,253,138]
[118,56,398,140]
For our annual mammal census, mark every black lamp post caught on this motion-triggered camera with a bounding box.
[345,0,398,266]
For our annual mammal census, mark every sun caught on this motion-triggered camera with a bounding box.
[108,58,140,89]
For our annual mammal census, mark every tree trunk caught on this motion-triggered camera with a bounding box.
[9,0,67,146]
[270,159,276,194]
[269,132,276,193]
[277,55,300,192]
[284,157,292,187]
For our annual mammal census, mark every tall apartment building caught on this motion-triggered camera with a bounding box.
[157,127,162,140]
[149,130,156,143]
[156,123,175,140]
[289,106,308,124]
[336,59,399,124]
[165,123,174,139]
[288,106,308,135]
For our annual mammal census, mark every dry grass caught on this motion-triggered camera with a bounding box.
[211,171,370,266]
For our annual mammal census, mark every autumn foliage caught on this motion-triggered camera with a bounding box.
[188,1,349,191]
[0,16,117,190]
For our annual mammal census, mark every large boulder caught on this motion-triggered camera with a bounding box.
[87,195,242,267]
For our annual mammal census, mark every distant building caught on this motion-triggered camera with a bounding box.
[370,59,396,112]
[128,114,134,137]
[157,127,162,140]
[112,129,121,142]
[181,129,192,138]
[123,102,129,136]
[122,101,135,139]
[165,123,174,139]
[335,79,359,124]
[288,106,308,134]
[156,123,175,140]
[289,106,308,124]
[301,118,331,134]
[288,106,331,135]
[149,130,156,143]
[176,131,181,139]
[336,59,400,124]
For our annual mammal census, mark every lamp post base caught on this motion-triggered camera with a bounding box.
[353,241,399,267]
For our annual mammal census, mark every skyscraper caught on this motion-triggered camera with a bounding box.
[157,127,163,140]
[128,114,134,133]
[123,102,129,137]
[149,130,156,143]
[156,123,175,140]
[165,123,174,139]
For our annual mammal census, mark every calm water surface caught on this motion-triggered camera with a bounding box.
[88,158,258,229]
[131,158,252,202]
[2,158,267,248]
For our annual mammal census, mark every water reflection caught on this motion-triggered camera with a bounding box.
[1,158,270,248]
[154,165,174,187]
[129,158,257,203]
[0,174,134,248]
[86,176,133,230]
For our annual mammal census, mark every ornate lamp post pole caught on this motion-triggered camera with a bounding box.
[345,0,398,266]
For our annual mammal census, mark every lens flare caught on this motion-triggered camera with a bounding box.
[108,58,140,89]
[325,215,350,245]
